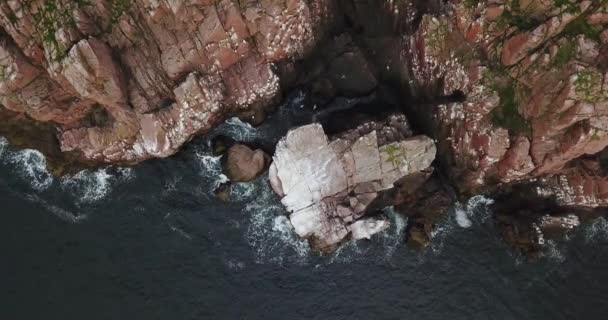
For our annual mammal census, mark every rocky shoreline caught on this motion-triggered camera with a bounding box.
[1,0,607,258]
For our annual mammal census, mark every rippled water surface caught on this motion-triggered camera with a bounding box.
[2,95,608,319]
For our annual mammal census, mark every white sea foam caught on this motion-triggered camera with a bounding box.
[244,179,310,264]
[61,167,134,204]
[454,195,494,228]
[0,136,7,157]
[328,240,367,264]
[455,208,473,228]
[194,149,226,191]
[231,181,258,201]
[584,216,608,243]
[169,224,193,240]
[6,149,53,190]
[225,259,246,271]
[62,169,112,203]
[214,117,259,142]
[326,208,407,264]
[381,207,408,260]
[163,176,182,194]
[542,239,565,263]
[115,167,135,181]
[25,194,86,223]
[428,219,455,255]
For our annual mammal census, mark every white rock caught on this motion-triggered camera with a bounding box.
[270,122,436,252]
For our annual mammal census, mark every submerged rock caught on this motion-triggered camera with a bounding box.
[269,118,436,252]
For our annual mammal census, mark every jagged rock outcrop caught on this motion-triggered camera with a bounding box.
[1,0,607,257]
[392,169,452,248]
[0,0,332,163]
[269,115,436,252]
[373,0,608,209]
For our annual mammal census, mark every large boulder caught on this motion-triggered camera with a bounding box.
[224,144,269,182]
[269,116,436,252]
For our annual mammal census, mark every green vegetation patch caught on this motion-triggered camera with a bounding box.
[553,0,583,14]
[552,41,576,68]
[109,0,131,26]
[574,69,608,103]
[382,143,406,168]
[490,82,532,136]
[463,0,481,9]
[28,0,92,61]
[494,0,542,32]
[562,16,603,42]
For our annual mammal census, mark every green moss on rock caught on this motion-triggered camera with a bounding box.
[490,82,532,136]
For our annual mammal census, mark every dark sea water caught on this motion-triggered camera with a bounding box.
[2,92,608,319]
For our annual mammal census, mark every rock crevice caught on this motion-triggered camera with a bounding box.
[269,116,436,252]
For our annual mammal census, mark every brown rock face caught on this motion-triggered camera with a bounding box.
[1,0,606,224]
[223,144,269,182]
[389,0,608,207]
[0,0,332,163]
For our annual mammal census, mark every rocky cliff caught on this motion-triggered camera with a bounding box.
[399,0,608,204]
[1,0,608,256]
[0,0,331,163]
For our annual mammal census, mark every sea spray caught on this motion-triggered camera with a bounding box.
[381,207,408,260]
[428,216,456,255]
[230,181,258,201]
[194,149,226,192]
[61,167,134,204]
[328,240,367,264]
[584,216,608,243]
[454,207,473,228]
[5,149,53,190]
[0,136,7,157]
[454,195,494,228]
[244,177,310,264]
[213,117,259,143]
[327,208,407,264]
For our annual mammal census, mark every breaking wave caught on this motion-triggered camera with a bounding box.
[327,208,408,264]
[380,207,408,260]
[454,195,494,228]
[584,216,608,243]
[455,208,473,228]
[194,148,226,192]
[5,148,53,191]
[428,214,456,255]
[230,181,258,201]
[61,167,134,204]
[0,137,7,156]
[244,178,310,265]
[213,117,259,142]
[425,195,494,255]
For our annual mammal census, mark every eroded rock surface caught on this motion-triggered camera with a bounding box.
[0,0,332,163]
[398,0,608,203]
[269,116,436,252]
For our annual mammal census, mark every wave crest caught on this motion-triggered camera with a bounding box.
[6,149,53,190]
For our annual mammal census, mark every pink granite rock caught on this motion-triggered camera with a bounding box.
[0,0,331,163]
